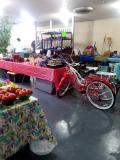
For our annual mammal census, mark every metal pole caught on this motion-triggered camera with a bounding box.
[71,15,75,49]
[35,21,37,53]
[50,19,53,30]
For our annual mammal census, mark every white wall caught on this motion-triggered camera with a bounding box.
[9,17,120,53]
[74,18,120,53]
[74,21,94,51]
[8,23,35,51]
[93,18,120,53]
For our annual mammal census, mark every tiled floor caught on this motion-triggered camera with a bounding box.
[6,84,120,160]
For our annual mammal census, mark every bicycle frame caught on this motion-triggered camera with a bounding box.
[57,63,116,95]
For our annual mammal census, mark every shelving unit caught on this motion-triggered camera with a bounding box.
[41,31,72,50]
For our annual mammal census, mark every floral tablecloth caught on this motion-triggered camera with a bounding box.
[0,97,56,160]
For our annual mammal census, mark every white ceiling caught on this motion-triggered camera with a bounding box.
[3,0,120,24]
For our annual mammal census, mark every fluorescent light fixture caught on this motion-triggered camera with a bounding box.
[73,7,93,14]
[54,7,73,26]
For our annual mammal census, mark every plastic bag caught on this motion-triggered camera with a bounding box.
[30,139,57,155]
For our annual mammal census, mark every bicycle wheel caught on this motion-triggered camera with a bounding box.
[112,83,117,95]
[57,78,71,97]
[86,81,115,110]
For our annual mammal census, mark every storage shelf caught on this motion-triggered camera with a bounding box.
[41,31,72,50]
[42,38,72,41]
[42,31,72,35]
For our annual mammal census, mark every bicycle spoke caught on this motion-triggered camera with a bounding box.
[86,81,114,110]
[57,79,71,97]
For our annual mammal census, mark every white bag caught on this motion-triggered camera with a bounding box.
[30,139,57,155]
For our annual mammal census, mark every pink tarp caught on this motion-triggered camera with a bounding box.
[0,60,67,89]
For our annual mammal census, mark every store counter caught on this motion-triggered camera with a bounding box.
[0,96,56,160]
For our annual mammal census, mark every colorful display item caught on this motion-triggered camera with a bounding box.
[61,32,67,38]
[83,43,98,56]
[0,87,33,106]
[0,82,6,87]
[0,81,8,88]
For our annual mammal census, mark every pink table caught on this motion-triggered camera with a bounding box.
[0,60,67,89]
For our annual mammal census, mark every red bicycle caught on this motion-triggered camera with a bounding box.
[56,59,116,110]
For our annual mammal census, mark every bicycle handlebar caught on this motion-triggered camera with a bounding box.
[58,55,80,67]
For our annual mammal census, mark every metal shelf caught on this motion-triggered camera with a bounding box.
[41,31,72,50]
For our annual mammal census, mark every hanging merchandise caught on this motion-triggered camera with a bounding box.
[83,42,98,56]
[93,42,99,55]
[102,34,112,53]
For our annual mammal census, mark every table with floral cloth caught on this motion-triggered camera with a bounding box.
[0,97,56,160]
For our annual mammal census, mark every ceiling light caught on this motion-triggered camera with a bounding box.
[20,10,35,23]
[54,7,73,26]
[73,7,94,14]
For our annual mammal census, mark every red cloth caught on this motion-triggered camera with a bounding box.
[0,60,67,89]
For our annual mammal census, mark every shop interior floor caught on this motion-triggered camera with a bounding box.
[6,83,120,160]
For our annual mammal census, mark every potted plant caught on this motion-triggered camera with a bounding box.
[0,18,12,57]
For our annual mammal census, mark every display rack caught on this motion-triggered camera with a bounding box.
[41,31,72,51]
